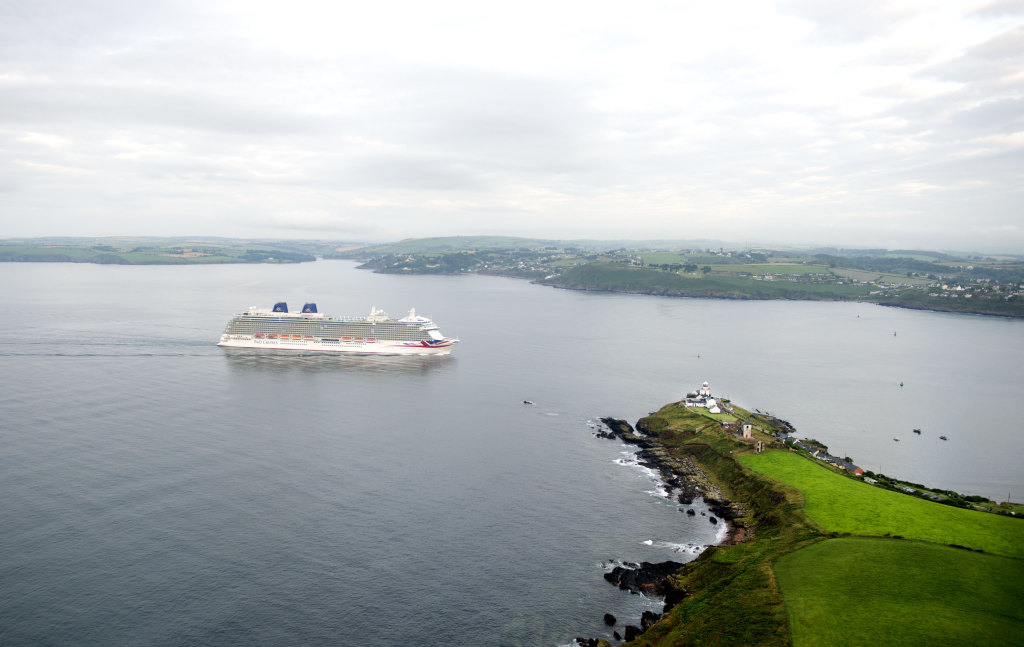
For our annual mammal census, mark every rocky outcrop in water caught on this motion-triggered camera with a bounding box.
[603,560,686,597]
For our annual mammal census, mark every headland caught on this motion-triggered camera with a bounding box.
[579,382,1024,646]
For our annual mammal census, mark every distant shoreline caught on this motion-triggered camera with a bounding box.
[535,276,1024,319]
[5,244,1021,318]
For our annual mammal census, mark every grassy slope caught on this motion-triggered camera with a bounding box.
[739,451,1024,558]
[775,537,1024,647]
[629,443,817,647]
[627,405,822,647]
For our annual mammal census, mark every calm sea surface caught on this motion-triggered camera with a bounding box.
[1,260,1021,646]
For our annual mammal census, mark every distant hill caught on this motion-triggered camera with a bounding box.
[0,237,359,265]
[326,235,736,258]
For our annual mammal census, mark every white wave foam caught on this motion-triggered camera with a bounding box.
[644,539,708,555]
[600,558,639,572]
[645,484,669,498]
[612,449,672,500]
[714,518,729,544]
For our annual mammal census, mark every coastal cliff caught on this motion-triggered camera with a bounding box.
[589,407,818,646]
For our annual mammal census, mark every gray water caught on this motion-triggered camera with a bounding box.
[1,260,1021,646]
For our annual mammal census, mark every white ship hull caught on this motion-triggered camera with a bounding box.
[217,334,457,355]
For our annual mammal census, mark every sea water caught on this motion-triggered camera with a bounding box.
[0,260,1020,646]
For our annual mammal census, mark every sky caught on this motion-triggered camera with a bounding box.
[1,1,1022,252]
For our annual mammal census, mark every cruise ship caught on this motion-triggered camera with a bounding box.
[217,302,459,355]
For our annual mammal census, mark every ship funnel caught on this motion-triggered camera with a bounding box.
[272,302,288,312]
[301,303,318,313]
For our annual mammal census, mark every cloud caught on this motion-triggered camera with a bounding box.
[0,1,1020,251]
[776,0,918,44]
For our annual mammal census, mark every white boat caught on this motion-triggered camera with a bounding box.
[218,302,459,355]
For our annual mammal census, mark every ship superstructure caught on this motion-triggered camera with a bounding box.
[218,302,459,355]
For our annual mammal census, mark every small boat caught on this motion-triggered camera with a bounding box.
[893,437,900,442]
[912,428,921,435]
[939,435,948,441]
[523,400,535,405]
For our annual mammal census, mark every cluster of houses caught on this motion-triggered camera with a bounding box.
[682,380,864,475]
[781,438,864,476]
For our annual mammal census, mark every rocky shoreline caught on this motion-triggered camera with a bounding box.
[573,417,751,646]
[597,417,748,542]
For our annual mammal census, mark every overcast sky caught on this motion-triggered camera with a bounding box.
[2,1,1022,251]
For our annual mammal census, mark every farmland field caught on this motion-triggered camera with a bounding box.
[707,263,830,275]
[775,537,1024,647]
[739,451,1024,558]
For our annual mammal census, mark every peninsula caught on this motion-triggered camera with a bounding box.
[335,237,1024,319]
[583,383,1024,646]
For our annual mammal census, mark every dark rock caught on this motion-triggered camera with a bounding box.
[663,585,689,611]
[603,560,685,597]
[624,625,642,641]
[603,613,616,626]
[686,508,695,515]
[598,417,649,445]
[613,631,621,641]
[706,498,740,520]
[641,610,660,631]
[709,516,718,524]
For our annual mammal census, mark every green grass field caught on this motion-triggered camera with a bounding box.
[740,451,1024,558]
[707,263,831,275]
[639,252,724,264]
[775,537,1024,647]
[553,263,874,299]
